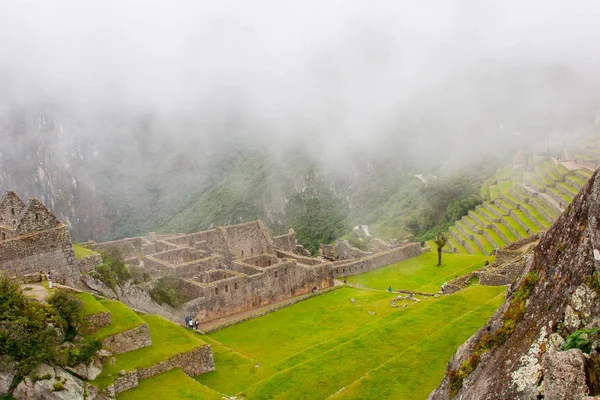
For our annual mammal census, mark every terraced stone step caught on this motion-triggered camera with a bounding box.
[500,214,527,239]
[469,210,492,228]
[555,180,579,197]
[453,222,484,255]
[447,236,468,254]
[546,186,572,208]
[482,228,505,249]
[510,209,541,234]
[482,203,504,219]
[574,168,593,181]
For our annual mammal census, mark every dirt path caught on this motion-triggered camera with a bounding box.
[21,283,49,302]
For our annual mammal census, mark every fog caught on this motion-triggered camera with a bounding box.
[3,0,600,158]
[2,1,600,239]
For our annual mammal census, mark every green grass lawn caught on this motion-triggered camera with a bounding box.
[76,292,109,317]
[346,252,492,293]
[94,314,206,390]
[73,244,98,259]
[91,300,145,341]
[117,368,222,400]
[196,284,505,399]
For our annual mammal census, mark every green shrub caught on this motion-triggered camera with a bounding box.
[53,380,64,391]
[561,327,600,354]
[130,265,150,285]
[48,289,83,341]
[65,339,102,367]
[149,277,188,308]
[93,249,132,290]
[0,276,66,377]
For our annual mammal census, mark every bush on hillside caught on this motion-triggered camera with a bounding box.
[48,289,83,341]
[0,276,66,376]
[149,276,188,308]
[94,248,132,290]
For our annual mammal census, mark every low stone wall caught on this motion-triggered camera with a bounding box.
[479,273,512,286]
[102,324,151,354]
[275,249,322,265]
[112,345,215,394]
[331,242,421,278]
[82,311,111,334]
[77,254,102,273]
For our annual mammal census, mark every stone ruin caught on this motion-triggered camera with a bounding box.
[85,222,424,325]
[0,190,425,326]
[0,191,80,286]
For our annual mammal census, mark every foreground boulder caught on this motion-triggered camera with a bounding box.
[429,168,600,400]
[13,364,86,400]
[0,356,17,396]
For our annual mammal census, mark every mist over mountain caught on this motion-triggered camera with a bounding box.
[1,1,600,243]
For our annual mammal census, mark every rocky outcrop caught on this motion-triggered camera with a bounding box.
[429,168,600,399]
[101,324,152,354]
[64,356,103,380]
[13,364,85,400]
[0,356,16,396]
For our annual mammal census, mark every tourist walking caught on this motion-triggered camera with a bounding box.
[194,319,199,330]
[47,272,53,289]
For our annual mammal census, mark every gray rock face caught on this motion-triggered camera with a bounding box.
[543,348,589,400]
[429,169,600,400]
[0,356,17,396]
[64,356,103,380]
[13,364,84,400]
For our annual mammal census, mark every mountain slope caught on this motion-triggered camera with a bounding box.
[429,168,600,399]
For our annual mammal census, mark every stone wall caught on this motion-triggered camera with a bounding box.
[272,229,297,252]
[0,191,25,232]
[367,238,393,253]
[337,239,373,260]
[275,249,322,265]
[101,323,152,354]
[112,345,215,394]
[77,253,102,273]
[222,220,274,258]
[82,311,111,334]
[0,225,80,286]
[90,237,143,260]
[187,260,334,323]
[15,199,60,235]
[331,242,422,278]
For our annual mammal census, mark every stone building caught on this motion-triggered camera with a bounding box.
[0,191,80,286]
[88,220,424,324]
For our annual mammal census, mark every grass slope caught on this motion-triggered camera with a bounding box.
[73,244,98,259]
[346,252,492,293]
[92,300,145,341]
[76,292,109,317]
[117,368,222,400]
[197,285,504,399]
[94,314,206,390]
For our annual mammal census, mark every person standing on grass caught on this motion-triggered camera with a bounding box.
[194,319,199,330]
[185,315,189,327]
[188,318,193,329]
[388,286,393,293]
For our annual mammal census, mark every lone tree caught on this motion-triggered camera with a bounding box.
[434,231,448,266]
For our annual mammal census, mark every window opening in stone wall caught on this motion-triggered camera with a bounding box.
[225,285,228,292]
[1,232,5,241]
[235,282,238,290]
[241,249,244,256]
[251,247,253,254]
[285,268,287,275]
[11,208,14,216]
[35,214,38,221]
[215,287,219,295]
[275,271,278,278]
[268,260,271,266]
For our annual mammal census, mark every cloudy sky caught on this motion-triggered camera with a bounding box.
[1,1,600,156]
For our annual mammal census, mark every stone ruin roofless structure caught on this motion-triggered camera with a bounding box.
[89,221,424,324]
[0,191,80,286]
